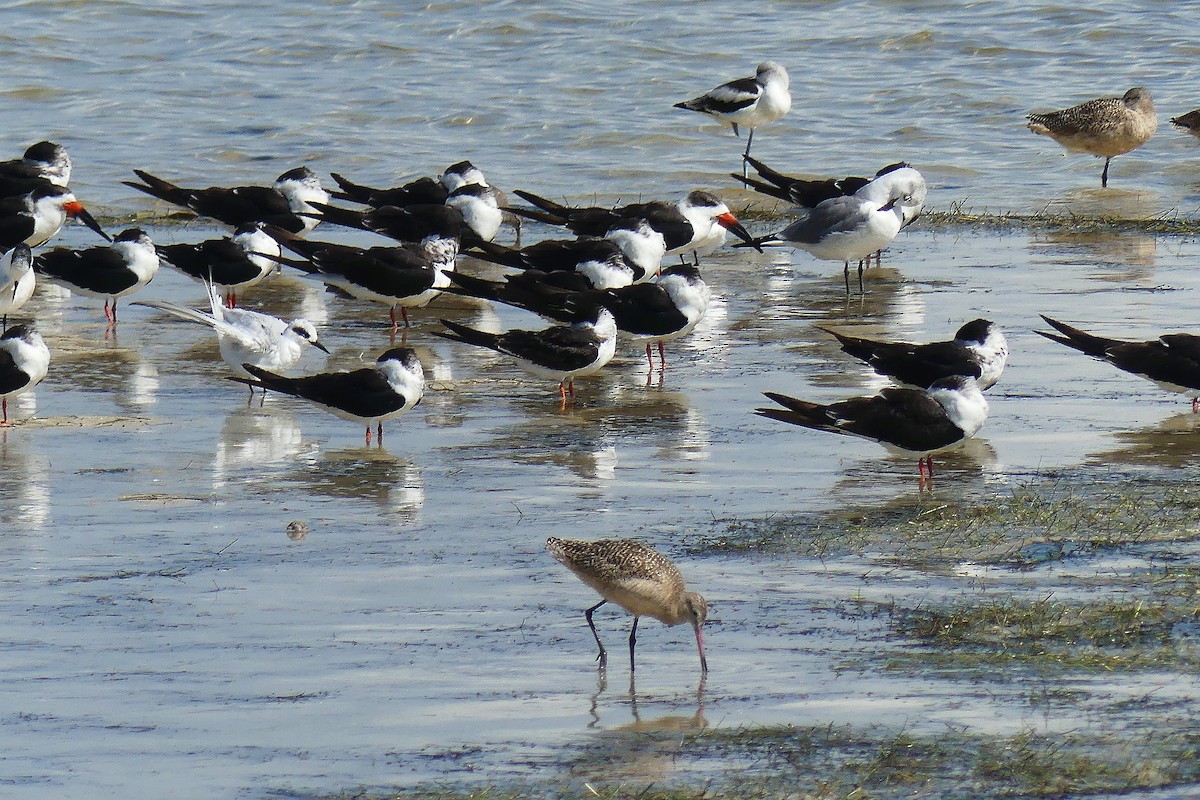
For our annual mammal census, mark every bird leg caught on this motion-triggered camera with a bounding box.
[628,616,639,673]
[401,307,411,328]
[226,292,237,309]
[103,299,114,323]
[741,129,753,177]
[857,260,866,293]
[843,261,851,294]
[364,425,372,445]
[585,599,608,670]
[1,398,9,427]
[389,307,398,333]
[1192,396,1198,414]
[1101,157,1112,188]
[645,343,654,371]
[658,341,667,371]
[376,422,384,444]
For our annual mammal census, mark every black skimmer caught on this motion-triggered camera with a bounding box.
[1027,88,1157,187]
[33,228,159,324]
[467,217,667,290]
[1170,109,1200,139]
[123,166,330,234]
[755,375,989,480]
[0,184,109,254]
[510,189,759,263]
[269,238,449,331]
[674,61,791,166]
[0,245,35,328]
[1036,315,1200,411]
[0,141,71,188]
[546,536,708,674]
[227,347,424,444]
[735,156,927,230]
[820,319,1009,390]
[134,281,328,384]
[156,223,280,308]
[448,264,709,370]
[742,184,917,293]
[299,202,465,263]
[434,306,618,403]
[0,322,50,426]
[330,173,449,207]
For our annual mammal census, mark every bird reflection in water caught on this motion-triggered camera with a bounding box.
[213,406,307,491]
[0,435,50,530]
[1090,412,1200,470]
[283,447,424,519]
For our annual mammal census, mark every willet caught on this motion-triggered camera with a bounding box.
[546,536,708,674]
[1026,87,1157,187]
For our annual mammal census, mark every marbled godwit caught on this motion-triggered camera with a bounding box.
[1026,87,1157,188]
[227,347,425,444]
[546,536,709,674]
[1036,315,1200,412]
[1169,109,1200,139]
[0,323,49,426]
[755,375,990,481]
[674,61,791,166]
[819,319,1009,391]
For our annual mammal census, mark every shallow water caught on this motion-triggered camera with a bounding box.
[4,1,1200,797]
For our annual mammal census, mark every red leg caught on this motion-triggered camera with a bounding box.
[365,425,372,445]
[389,307,398,333]
[1193,397,1198,414]
[401,308,410,328]
[645,343,653,370]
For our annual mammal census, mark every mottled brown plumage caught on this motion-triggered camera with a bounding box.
[1027,87,1157,187]
[546,536,708,674]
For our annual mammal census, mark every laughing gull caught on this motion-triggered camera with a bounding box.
[134,281,328,385]
[820,319,1009,390]
[434,306,618,403]
[33,228,159,324]
[674,61,792,166]
[743,183,917,293]
[228,347,425,444]
[0,245,34,328]
[1037,315,1200,411]
[546,536,708,675]
[1027,88,1157,187]
[156,223,280,308]
[123,166,330,234]
[448,264,709,370]
[756,375,989,479]
[0,323,49,426]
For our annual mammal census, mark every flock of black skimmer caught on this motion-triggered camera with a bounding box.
[3,74,1200,497]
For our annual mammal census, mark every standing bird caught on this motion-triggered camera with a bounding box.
[0,184,109,254]
[755,375,990,480]
[546,536,708,675]
[1027,87,1157,188]
[674,61,792,166]
[434,306,618,403]
[33,228,159,324]
[743,185,916,293]
[0,141,72,188]
[0,245,35,328]
[819,319,1009,390]
[123,166,330,234]
[133,281,328,385]
[228,347,425,444]
[1036,315,1200,411]
[0,323,50,426]
[155,223,281,307]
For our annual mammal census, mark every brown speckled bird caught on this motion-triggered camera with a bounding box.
[546,536,708,674]
[1170,109,1200,140]
[1027,87,1157,187]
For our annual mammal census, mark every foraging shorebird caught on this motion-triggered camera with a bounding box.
[1026,87,1157,188]
[134,281,328,383]
[1169,109,1200,139]
[1037,315,1200,411]
[0,323,50,426]
[756,375,989,480]
[546,536,708,674]
[820,319,1009,391]
[228,347,425,444]
[434,306,618,403]
[156,223,280,307]
[33,228,159,324]
[742,184,917,293]
[674,61,791,165]
[0,245,35,328]
[123,166,330,234]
